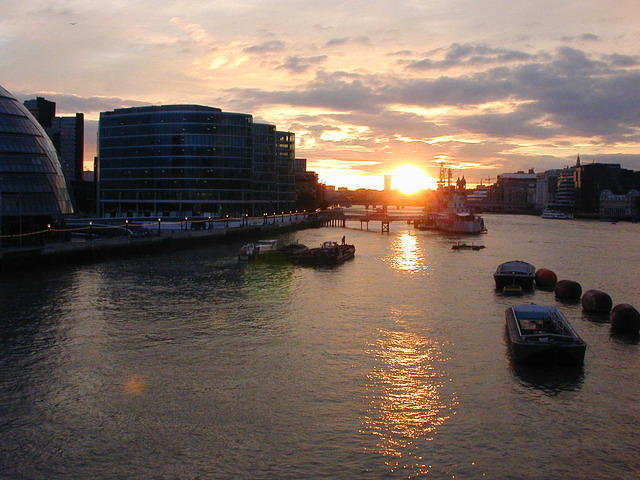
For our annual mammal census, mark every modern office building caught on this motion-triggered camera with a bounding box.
[97,105,296,217]
[548,168,576,211]
[24,97,84,184]
[0,85,73,241]
[535,169,561,212]
[575,162,640,214]
[276,131,296,210]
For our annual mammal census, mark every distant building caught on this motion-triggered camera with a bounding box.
[23,96,55,128]
[23,97,84,183]
[293,157,323,210]
[575,162,640,214]
[483,170,537,212]
[535,169,561,212]
[97,105,295,217]
[0,85,73,242]
[547,168,576,211]
[599,189,640,219]
[466,185,489,211]
[295,158,307,172]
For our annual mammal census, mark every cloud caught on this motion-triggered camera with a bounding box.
[604,53,640,67]
[561,33,601,42]
[324,36,371,48]
[404,43,540,70]
[243,40,286,53]
[277,55,328,73]
[388,50,413,56]
[325,37,349,47]
[227,45,640,148]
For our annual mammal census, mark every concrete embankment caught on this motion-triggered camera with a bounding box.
[0,216,324,272]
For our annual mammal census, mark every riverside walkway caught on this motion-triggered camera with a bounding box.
[0,212,321,270]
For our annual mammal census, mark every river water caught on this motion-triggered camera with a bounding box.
[1,214,639,479]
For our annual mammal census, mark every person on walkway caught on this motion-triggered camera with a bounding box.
[341,235,346,244]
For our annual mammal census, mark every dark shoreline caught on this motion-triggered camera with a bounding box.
[0,218,323,273]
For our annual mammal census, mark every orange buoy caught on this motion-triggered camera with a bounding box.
[610,304,640,333]
[581,289,613,314]
[555,280,582,300]
[535,268,557,290]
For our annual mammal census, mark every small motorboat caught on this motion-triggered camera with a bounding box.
[295,241,355,266]
[238,239,278,260]
[505,304,586,365]
[494,260,535,290]
[451,242,485,251]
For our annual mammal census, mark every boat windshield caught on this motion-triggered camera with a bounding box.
[499,262,533,274]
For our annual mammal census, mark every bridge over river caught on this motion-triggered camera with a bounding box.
[321,210,430,233]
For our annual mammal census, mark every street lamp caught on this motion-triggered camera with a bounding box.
[157,218,162,235]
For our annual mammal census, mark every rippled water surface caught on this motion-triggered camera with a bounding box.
[1,214,639,479]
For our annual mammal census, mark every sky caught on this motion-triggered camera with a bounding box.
[2,0,640,189]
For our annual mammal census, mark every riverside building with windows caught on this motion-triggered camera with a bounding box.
[97,105,296,218]
[0,85,73,243]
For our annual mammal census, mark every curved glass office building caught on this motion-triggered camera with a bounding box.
[0,85,73,239]
[98,105,295,217]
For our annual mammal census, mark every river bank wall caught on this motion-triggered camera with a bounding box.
[0,214,329,272]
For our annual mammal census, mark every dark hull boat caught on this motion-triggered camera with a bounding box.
[494,260,535,290]
[505,304,586,365]
[296,241,355,266]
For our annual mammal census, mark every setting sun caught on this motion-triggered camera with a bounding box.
[389,165,437,194]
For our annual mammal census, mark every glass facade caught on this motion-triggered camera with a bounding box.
[0,84,73,236]
[98,105,296,217]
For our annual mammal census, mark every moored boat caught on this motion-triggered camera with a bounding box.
[505,304,586,365]
[541,209,574,220]
[295,241,355,266]
[238,239,278,260]
[494,260,535,290]
[277,243,309,260]
[451,242,485,250]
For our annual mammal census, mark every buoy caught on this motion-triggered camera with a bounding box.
[610,304,640,333]
[581,289,613,314]
[555,280,582,300]
[535,268,557,290]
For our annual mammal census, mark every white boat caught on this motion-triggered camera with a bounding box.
[541,209,573,220]
[238,239,278,260]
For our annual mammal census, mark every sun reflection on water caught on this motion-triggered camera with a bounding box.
[387,233,428,274]
[362,318,458,476]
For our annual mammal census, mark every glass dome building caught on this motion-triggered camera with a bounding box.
[0,85,73,240]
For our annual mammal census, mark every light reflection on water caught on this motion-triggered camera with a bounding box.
[387,232,428,274]
[362,310,458,476]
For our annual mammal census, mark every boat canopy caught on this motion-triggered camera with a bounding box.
[497,261,534,274]
[511,304,554,319]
